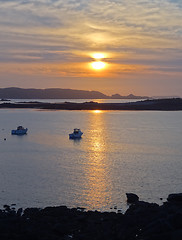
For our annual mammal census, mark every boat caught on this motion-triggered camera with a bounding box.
[11,126,28,135]
[69,128,83,139]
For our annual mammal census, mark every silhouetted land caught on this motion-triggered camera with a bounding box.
[1,193,182,240]
[1,98,182,110]
[0,87,148,99]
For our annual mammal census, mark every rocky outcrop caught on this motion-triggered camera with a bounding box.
[126,193,139,203]
[167,193,182,203]
[0,193,182,239]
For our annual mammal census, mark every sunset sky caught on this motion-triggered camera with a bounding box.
[0,0,182,96]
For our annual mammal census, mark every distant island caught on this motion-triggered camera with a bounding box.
[1,98,182,111]
[0,87,149,99]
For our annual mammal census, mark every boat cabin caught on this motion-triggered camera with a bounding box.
[73,128,80,134]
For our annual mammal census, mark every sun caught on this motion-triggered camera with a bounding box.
[89,52,107,70]
[92,53,105,60]
[91,61,106,70]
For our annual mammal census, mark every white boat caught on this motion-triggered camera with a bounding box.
[11,126,28,135]
[69,128,83,139]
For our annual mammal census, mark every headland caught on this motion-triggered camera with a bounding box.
[1,98,182,110]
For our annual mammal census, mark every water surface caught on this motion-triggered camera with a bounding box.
[0,109,182,211]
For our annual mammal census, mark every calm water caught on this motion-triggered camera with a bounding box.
[0,108,182,212]
[8,98,145,104]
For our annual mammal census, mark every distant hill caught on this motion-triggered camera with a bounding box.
[0,88,108,99]
[0,87,149,99]
[111,93,149,99]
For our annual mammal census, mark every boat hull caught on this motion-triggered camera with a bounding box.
[69,132,83,139]
[11,128,28,135]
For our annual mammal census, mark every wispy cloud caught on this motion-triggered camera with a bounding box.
[0,0,182,95]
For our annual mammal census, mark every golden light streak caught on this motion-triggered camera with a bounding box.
[82,111,112,210]
[93,110,102,113]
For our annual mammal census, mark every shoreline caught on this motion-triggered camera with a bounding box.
[1,193,182,239]
[0,98,182,111]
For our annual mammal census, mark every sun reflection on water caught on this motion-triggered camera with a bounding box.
[83,111,112,210]
[93,110,102,114]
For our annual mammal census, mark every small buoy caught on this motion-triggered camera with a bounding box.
[4,138,6,141]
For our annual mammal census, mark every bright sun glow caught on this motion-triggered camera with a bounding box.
[92,53,105,60]
[93,110,102,113]
[91,61,106,70]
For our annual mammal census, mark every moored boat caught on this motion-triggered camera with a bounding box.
[11,126,28,135]
[69,128,83,139]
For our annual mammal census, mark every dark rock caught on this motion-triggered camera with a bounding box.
[126,201,159,216]
[169,213,182,229]
[0,194,182,240]
[126,193,139,203]
[41,206,68,217]
[167,193,182,203]
[172,229,182,240]
[140,219,173,236]
[3,204,10,210]
[23,207,41,218]
[76,207,85,212]
[17,208,23,217]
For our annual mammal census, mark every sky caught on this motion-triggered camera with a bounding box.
[0,0,182,96]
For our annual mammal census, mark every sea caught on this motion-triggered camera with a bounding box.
[0,99,182,212]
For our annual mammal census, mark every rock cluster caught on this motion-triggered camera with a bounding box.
[0,193,182,239]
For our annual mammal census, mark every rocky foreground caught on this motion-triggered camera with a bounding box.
[0,193,182,240]
[1,98,182,110]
